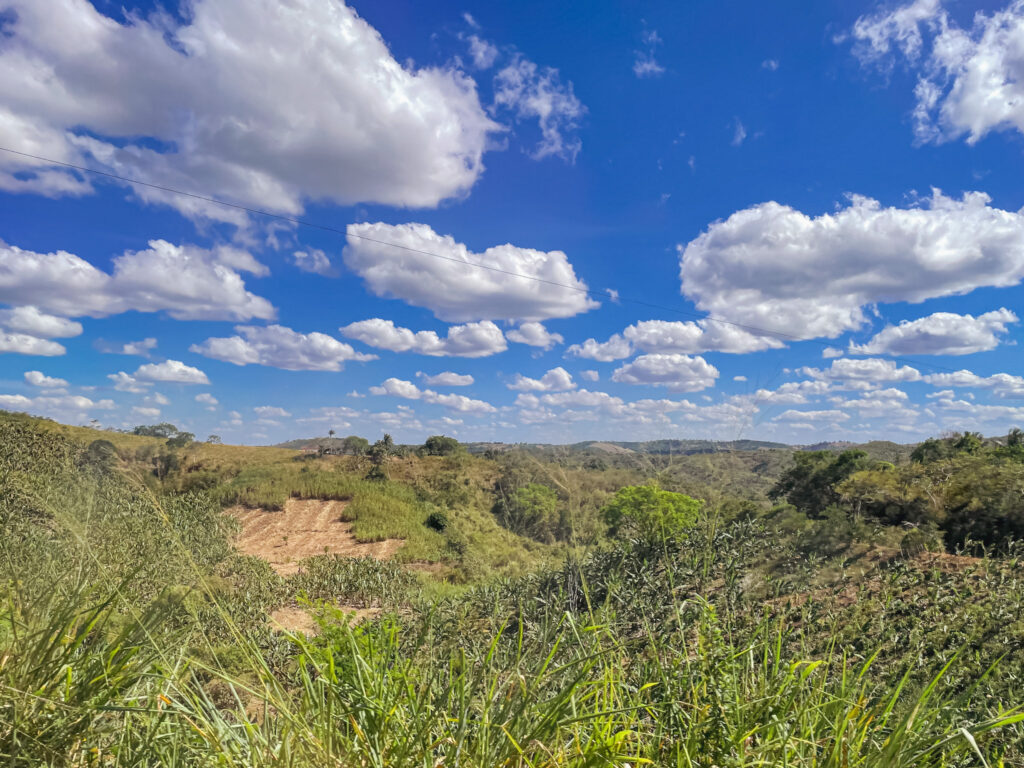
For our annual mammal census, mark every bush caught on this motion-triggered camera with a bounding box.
[425,510,450,532]
[601,484,702,540]
[423,435,460,456]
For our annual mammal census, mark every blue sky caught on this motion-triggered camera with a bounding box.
[2,0,1024,445]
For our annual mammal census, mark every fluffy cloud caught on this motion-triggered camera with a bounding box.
[121,338,158,356]
[254,406,291,419]
[0,333,65,356]
[340,318,507,357]
[0,393,114,419]
[850,309,1018,356]
[108,372,148,393]
[851,0,1024,144]
[370,377,496,413]
[623,319,785,354]
[192,325,376,371]
[679,190,1024,338]
[0,0,498,215]
[611,354,719,392]
[343,223,597,322]
[292,249,335,276]
[0,240,273,321]
[195,393,218,409]
[566,334,633,362]
[506,321,564,349]
[493,55,585,161]
[923,369,1024,398]
[134,360,210,385]
[0,306,82,338]
[800,358,923,384]
[507,367,576,392]
[467,35,499,69]
[580,369,600,382]
[24,370,68,388]
[417,371,475,387]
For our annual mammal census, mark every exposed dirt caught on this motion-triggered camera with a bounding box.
[227,498,404,575]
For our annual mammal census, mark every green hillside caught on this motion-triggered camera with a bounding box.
[2,411,1024,765]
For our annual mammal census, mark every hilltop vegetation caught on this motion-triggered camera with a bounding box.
[2,410,1024,765]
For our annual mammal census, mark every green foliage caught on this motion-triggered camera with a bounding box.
[6,411,1024,765]
[132,422,179,438]
[770,449,873,518]
[601,484,702,539]
[496,482,560,542]
[341,435,370,455]
[289,554,415,608]
[166,430,195,448]
[366,433,394,481]
[422,434,460,456]
[424,510,449,532]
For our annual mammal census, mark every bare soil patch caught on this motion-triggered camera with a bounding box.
[228,498,404,575]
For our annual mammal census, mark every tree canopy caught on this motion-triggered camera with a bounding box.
[601,485,702,540]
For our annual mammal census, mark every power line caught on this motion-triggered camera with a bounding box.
[0,144,965,375]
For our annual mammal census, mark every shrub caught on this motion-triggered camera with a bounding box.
[601,484,702,540]
[425,510,450,532]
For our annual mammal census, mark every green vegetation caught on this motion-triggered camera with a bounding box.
[600,483,702,538]
[3,411,1024,765]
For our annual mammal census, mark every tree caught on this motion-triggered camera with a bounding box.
[1008,428,1023,448]
[423,435,460,456]
[911,438,949,464]
[341,435,370,455]
[166,432,195,449]
[366,433,394,480]
[133,422,179,438]
[206,434,222,445]
[769,450,871,518]
[953,431,984,456]
[328,428,336,440]
[601,485,702,540]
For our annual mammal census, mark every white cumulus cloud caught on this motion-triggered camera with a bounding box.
[134,360,210,385]
[0,306,82,338]
[0,240,273,321]
[566,334,633,362]
[191,325,376,371]
[369,377,496,413]
[344,222,597,322]
[850,308,1018,356]
[506,321,564,350]
[417,371,475,387]
[340,318,507,358]
[0,0,499,215]
[292,249,335,276]
[507,367,576,392]
[24,370,68,388]
[851,0,1024,144]
[611,353,719,392]
[679,190,1024,339]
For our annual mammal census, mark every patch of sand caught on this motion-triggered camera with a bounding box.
[227,498,403,575]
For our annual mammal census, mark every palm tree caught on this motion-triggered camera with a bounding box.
[328,428,336,440]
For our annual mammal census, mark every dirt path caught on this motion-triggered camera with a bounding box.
[227,498,404,575]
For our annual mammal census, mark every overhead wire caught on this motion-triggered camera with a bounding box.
[0,144,969,376]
